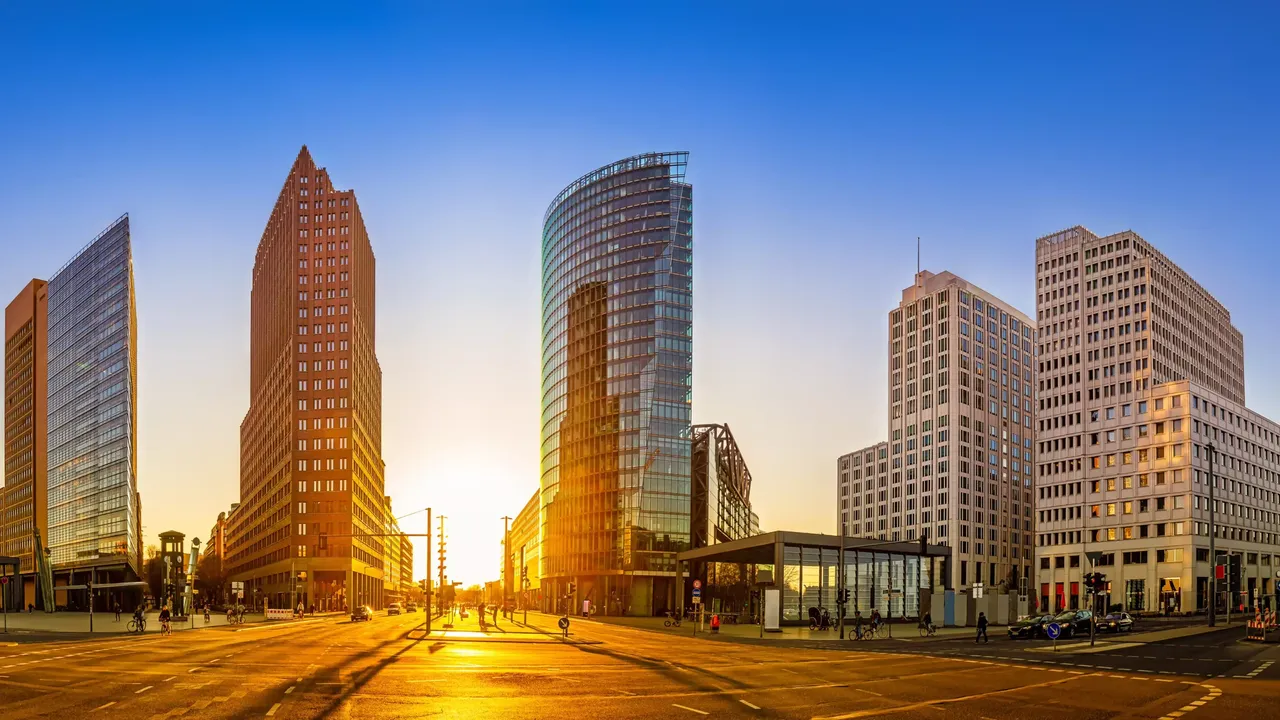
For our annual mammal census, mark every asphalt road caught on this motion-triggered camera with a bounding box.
[0,609,1277,718]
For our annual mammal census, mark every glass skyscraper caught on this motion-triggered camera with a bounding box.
[46,214,141,581]
[540,152,693,616]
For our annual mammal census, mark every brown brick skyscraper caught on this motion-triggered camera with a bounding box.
[227,146,386,611]
[3,279,48,611]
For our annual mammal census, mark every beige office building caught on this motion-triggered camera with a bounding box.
[1034,226,1275,614]
[841,271,1037,593]
[837,442,888,538]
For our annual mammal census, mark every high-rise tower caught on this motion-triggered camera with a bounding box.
[540,152,693,616]
[45,216,143,598]
[1033,227,1269,616]
[3,279,48,610]
[227,147,386,611]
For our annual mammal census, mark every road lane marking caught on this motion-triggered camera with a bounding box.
[672,704,709,715]
[286,686,295,694]
[739,700,761,710]
[92,702,115,711]
[165,676,176,682]
[854,688,883,697]
[813,671,1091,720]
[266,702,281,716]
[135,685,153,694]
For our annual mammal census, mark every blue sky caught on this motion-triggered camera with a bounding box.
[1,3,1277,584]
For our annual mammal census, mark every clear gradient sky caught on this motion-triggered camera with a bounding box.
[2,3,1278,586]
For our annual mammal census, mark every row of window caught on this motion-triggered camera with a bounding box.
[296,340,351,354]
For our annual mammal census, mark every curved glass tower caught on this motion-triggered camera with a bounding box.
[540,152,693,616]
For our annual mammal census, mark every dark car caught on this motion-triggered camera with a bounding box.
[1102,612,1135,633]
[351,605,373,622]
[1007,614,1054,639]
[1051,610,1094,638]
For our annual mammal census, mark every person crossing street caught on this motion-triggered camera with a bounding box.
[976,612,989,643]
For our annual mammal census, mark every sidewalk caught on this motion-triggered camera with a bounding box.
[0,609,340,635]
[572,611,977,643]
[424,609,574,643]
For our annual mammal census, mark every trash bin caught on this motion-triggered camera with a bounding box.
[711,614,720,634]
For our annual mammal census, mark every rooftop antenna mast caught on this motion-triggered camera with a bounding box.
[916,237,921,285]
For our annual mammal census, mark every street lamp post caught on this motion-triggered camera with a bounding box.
[1208,442,1217,627]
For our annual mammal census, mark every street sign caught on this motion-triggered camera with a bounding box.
[1085,551,1102,565]
[692,580,702,590]
[1046,622,1061,640]
[973,583,985,599]
[692,587,701,598]
[0,577,7,585]
[692,596,701,604]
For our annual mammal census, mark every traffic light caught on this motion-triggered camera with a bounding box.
[919,527,929,558]
[837,589,849,605]
[568,582,576,596]
[1085,572,1109,594]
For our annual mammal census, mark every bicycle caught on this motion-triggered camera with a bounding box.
[127,618,146,634]
[663,612,682,628]
[160,620,172,636]
[918,621,937,637]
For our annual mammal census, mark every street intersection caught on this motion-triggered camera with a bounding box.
[0,610,1275,718]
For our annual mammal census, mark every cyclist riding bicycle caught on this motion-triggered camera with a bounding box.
[132,605,145,632]
[159,605,172,636]
[920,611,937,636]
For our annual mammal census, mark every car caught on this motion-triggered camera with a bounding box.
[406,603,417,612]
[351,605,373,622]
[388,603,403,616]
[1051,610,1094,638]
[1102,612,1135,633]
[1007,614,1054,639]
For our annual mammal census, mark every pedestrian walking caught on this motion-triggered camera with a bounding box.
[491,604,498,627]
[976,612,989,643]
[114,601,121,622]
[477,601,486,629]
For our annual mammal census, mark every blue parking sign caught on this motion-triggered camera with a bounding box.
[1046,622,1061,640]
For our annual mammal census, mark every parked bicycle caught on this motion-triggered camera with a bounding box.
[663,611,682,628]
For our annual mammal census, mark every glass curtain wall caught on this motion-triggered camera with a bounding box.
[540,153,693,616]
[46,215,139,576]
[783,543,932,624]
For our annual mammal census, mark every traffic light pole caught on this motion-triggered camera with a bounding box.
[837,531,845,639]
[430,507,435,630]
[1208,442,1217,627]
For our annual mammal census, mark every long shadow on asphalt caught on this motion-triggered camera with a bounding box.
[512,617,758,695]
[311,624,428,717]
